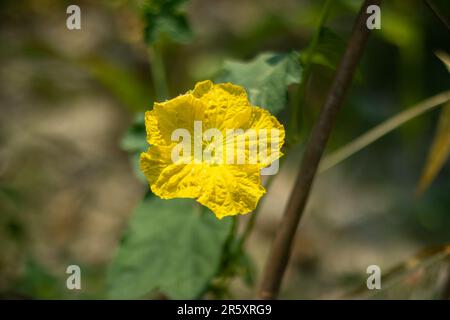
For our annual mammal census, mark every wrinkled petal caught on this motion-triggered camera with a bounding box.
[141,80,286,219]
[145,94,206,146]
[192,80,253,131]
[141,148,265,219]
[140,146,203,199]
[224,106,285,168]
[196,165,265,219]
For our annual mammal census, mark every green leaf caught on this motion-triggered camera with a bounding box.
[129,152,148,184]
[107,197,233,299]
[216,52,302,114]
[120,113,148,183]
[142,0,192,45]
[417,102,450,194]
[120,113,147,153]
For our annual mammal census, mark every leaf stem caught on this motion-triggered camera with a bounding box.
[235,175,276,252]
[258,0,381,300]
[207,176,275,298]
[289,0,333,143]
[149,43,169,101]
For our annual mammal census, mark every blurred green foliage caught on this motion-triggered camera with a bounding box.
[142,0,192,45]
[80,57,151,112]
[0,0,449,300]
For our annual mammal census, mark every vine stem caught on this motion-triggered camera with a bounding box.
[149,42,169,101]
[258,0,381,300]
[235,175,276,252]
[289,0,333,143]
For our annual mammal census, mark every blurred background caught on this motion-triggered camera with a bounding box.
[0,0,449,299]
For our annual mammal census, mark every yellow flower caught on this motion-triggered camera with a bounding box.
[140,80,285,219]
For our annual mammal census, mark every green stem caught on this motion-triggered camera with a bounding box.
[207,216,238,298]
[235,175,276,252]
[149,43,169,101]
[208,176,276,298]
[228,216,238,248]
[234,136,298,255]
[289,0,333,143]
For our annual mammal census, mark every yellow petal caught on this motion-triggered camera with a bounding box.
[249,106,285,167]
[145,94,206,146]
[141,80,286,219]
[192,80,253,131]
[140,146,202,199]
[196,165,265,219]
[141,147,265,218]
[223,106,285,168]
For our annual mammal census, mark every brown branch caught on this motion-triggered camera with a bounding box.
[442,263,450,300]
[424,0,450,30]
[258,0,382,300]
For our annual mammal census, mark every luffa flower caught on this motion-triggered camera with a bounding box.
[140,80,285,219]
